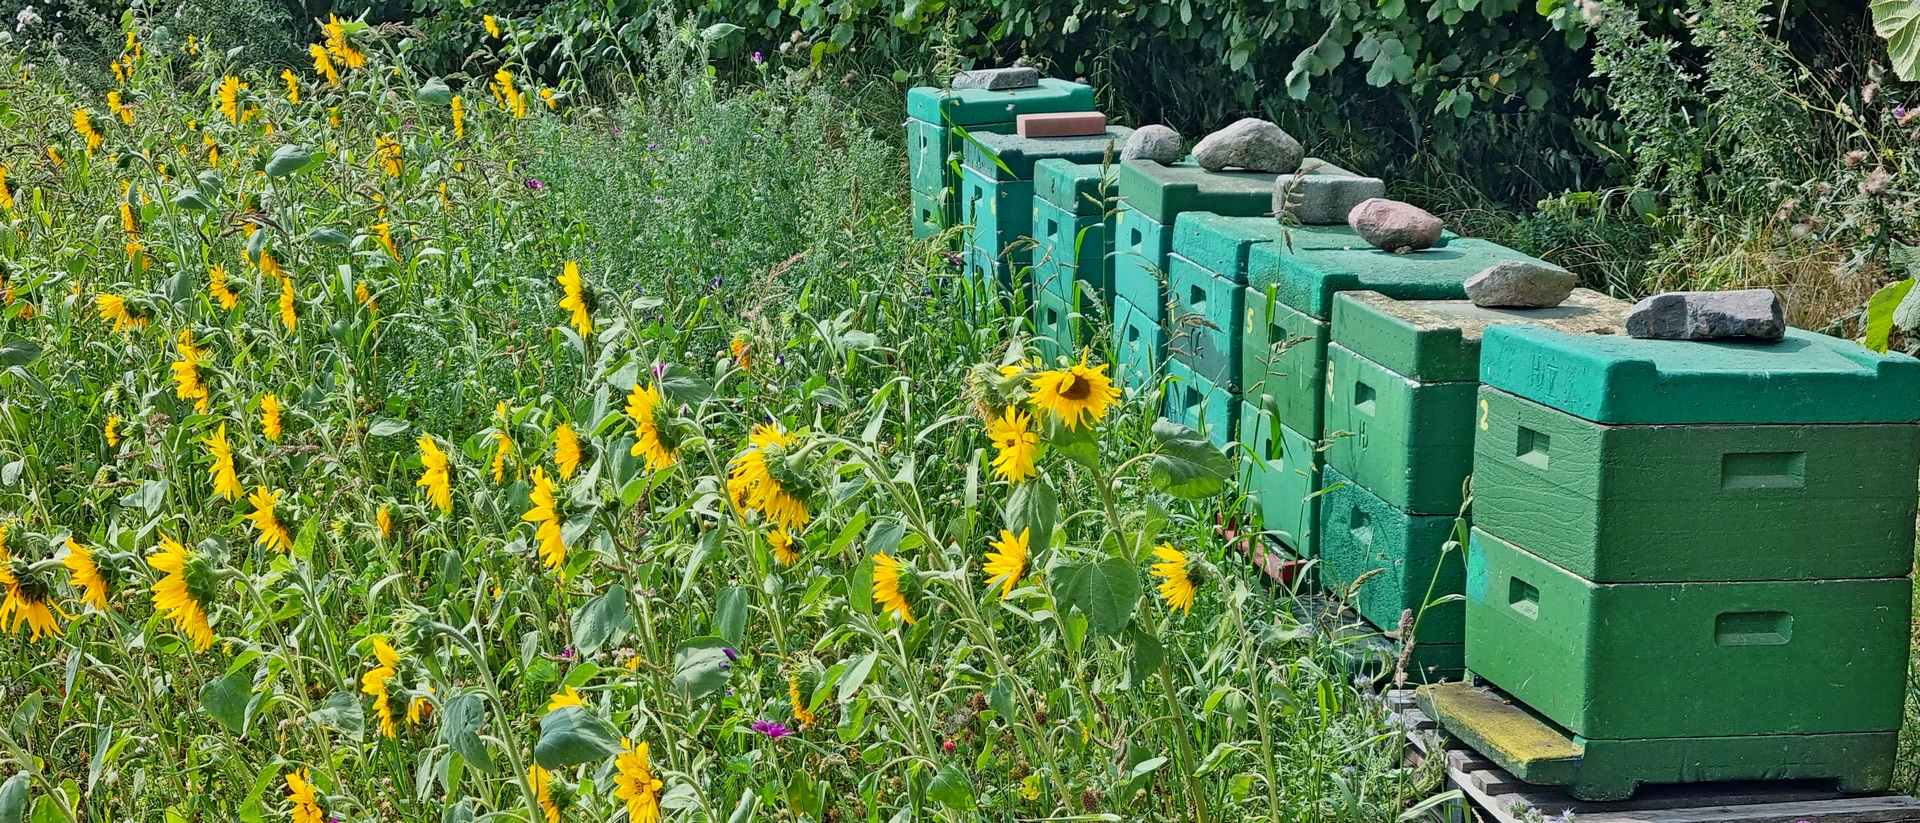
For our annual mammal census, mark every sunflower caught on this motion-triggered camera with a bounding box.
[870,553,917,625]
[208,264,239,310]
[726,425,810,532]
[148,536,215,651]
[277,274,297,331]
[522,465,567,570]
[280,69,300,103]
[375,136,402,177]
[613,739,665,823]
[260,393,282,442]
[361,637,404,737]
[1150,543,1197,614]
[120,200,137,235]
[107,90,133,124]
[529,764,561,823]
[244,486,293,553]
[371,222,398,258]
[788,675,816,727]
[483,14,501,38]
[73,108,102,154]
[491,68,528,118]
[983,528,1029,599]
[376,506,394,540]
[170,330,210,414]
[624,382,679,472]
[557,261,593,337]
[216,75,248,124]
[105,414,121,447]
[0,528,66,642]
[355,281,377,311]
[63,538,110,611]
[308,44,339,85]
[729,335,751,371]
[286,768,324,823]
[416,436,453,514]
[96,293,147,332]
[766,528,799,566]
[553,423,582,480]
[0,163,12,212]
[323,15,366,69]
[546,685,585,713]
[490,432,512,483]
[1028,353,1121,430]
[204,423,244,501]
[450,96,466,139]
[986,406,1040,483]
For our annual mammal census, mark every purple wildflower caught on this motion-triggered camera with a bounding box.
[561,646,576,660]
[753,51,764,64]
[1898,106,1909,119]
[524,178,545,190]
[723,647,739,661]
[752,720,796,738]
[651,361,668,381]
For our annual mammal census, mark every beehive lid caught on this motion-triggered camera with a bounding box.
[1332,289,1631,383]
[906,79,1095,128]
[1479,324,1920,424]
[1117,160,1279,224]
[1169,214,1372,284]
[1033,159,1115,216]
[1243,237,1514,319]
[962,127,1134,181]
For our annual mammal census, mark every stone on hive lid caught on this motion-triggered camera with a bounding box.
[1191,118,1303,174]
[1121,125,1183,164]
[1273,158,1387,225]
[952,67,1039,91]
[1625,288,1784,341]
[1465,260,1578,308]
[1348,197,1443,253]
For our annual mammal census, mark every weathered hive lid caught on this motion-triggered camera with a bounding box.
[1169,214,1372,284]
[906,78,1095,128]
[1033,159,1115,216]
[1116,160,1278,224]
[1331,289,1631,383]
[961,127,1134,181]
[1478,324,1920,424]
[1244,237,1520,320]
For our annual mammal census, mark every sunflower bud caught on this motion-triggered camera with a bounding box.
[1183,552,1221,590]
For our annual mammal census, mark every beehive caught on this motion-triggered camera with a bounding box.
[905,80,1095,240]
[1111,296,1164,388]
[1239,398,1320,559]
[1163,359,1236,449]
[1111,161,1280,331]
[1030,159,1114,311]
[959,127,1132,287]
[1318,465,1466,657]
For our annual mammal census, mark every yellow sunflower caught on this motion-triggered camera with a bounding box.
[491,68,528,118]
[371,222,399,259]
[323,14,366,69]
[63,538,110,611]
[1150,543,1197,614]
[376,506,394,540]
[73,108,102,154]
[204,423,244,501]
[483,14,501,38]
[767,528,799,566]
[286,768,324,823]
[308,44,339,85]
[355,281,378,311]
[522,465,567,570]
[107,90,133,125]
[983,528,1029,599]
[169,330,211,414]
[281,69,300,103]
[148,535,214,651]
[557,261,593,337]
[726,425,810,532]
[216,75,247,124]
[545,685,585,713]
[1027,353,1121,430]
[624,381,678,472]
[361,637,404,737]
[450,96,466,139]
[0,528,66,642]
[208,264,239,310]
[244,485,293,553]
[788,675,817,727]
[375,135,402,177]
[613,739,665,823]
[105,414,121,447]
[986,406,1040,483]
[96,292,147,332]
[277,274,297,331]
[260,393,282,442]
[416,435,452,514]
[870,553,916,625]
[529,764,560,823]
[553,423,582,480]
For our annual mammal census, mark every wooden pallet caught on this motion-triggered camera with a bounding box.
[1386,691,1920,823]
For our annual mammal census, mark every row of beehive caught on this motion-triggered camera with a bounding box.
[907,76,1919,798]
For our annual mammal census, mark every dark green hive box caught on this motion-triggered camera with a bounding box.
[1322,343,1479,515]
[1245,238,1531,320]
[906,79,1095,128]
[1479,325,1920,425]
[1464,527,1910,742]
[1165,359,1236,450]
[1031,289,1086,364]
[1172,214,1366,285]
[1331,289,1631,384]
[957,166,1031,285]
[1473,386,1920,582]
[1112,296,1165,389]
[1031,160,1115,309]
[1034,158,1114,217]
[1167,254,1245,391]
[1116,160,1278,224]
[1113,205,1174,325]
[1243,289,1329,436]
[961,128,1134,182]
[1240,399,1320,558]
[1319,466,1465,644]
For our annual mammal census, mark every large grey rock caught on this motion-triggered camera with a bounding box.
[1273,158,1387,224]
[1121,125,1183,164]
[1348,198,1443,253]
[1191,118,1302,173]
[1625,289,1785,340]
[952,67,1039,91]
[1465,260,1578,308]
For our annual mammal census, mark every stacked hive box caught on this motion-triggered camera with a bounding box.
[1461,325,1920,800]
[1315,289,1630,681]
[1029,159,1116,362]
[905,80,1095,241]
[959,127,1133,291]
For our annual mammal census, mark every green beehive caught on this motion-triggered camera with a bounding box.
[1111,296,1164,388]
[1113,206,1175,325]
[1474,327,1920,583]
[1243,238,1529,320]
[1324,290,1630,514]
[1165,359,1235,449]
[905,80,1096,239]
[1030,159,1115,311]
[1463,527,1909,798]
[1319,466,1465,646]
[1243,288,1328,436]
[1240,399,1320,558]
[1111,161,1289,333]
[1031,289,1084,364]
[959,128,1132,286]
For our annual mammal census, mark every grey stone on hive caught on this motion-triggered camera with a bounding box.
[1121,124,1183,164]
[1191,118,1303,174]
[952,67,1040,91]
[1273,158,1387,225]
[1465,260,1578,308]
[1347,197,1444,253]
[1625,289,1786,341]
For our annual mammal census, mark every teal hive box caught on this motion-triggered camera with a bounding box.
[1473,385,1920,582]
[1479,325,1920,426]
[907,117,964,200]
[1031,289,1086,364]
[1171,214,1369,285]
[961,128,1134,182]
[1326,290,1631,514]
[1115,159,1279,224]
[960,128,1132,286]
[1318,465,1465,644]
[1464,526,1909,752]
[1167,253,1244,391]
[1243,288,1328,436]
[1112,204,1173,323]
[1240,399,1320,558]
[1244,237,1526,320]
[906,79,1095,128]
[1164,359,1236,450]
[1031,159,1115,308]
[1033,157,1116,217]
[910,188,950,240]
[1112,296,1164,389]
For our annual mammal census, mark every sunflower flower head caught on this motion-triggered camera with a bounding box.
[529,764,569,823]
[105,414,122,447]
[216,75,249,124]
[244,485,294,553]
[450,96,466,139]
[766,528,799,566]
[96,292,148,333]
[204,422,244,501]
[553,423,582,480]
[983,528,1030,599]
[0,530,67,642]
[416,436,453,515]
[375,135,402,177]
[613,739,665,823]
[277,273,297,331]
[522,465,567,571]
[1028,353,1120,430]
[1150,543,1215,614]
[308,44,339,85]
[286,768,324,823]
[726,424,813,532]
[624,381,681,472]
[557,261,594,337]
[148,535,217,651]
[208,264,239,310]
[360,636,430,737]
[870,553,920,625]
[63,537,113,611]
[323,14,367,70]
[169,330,211,414]
[545,685,585,713]
[260,393,283,442]
[986,406,1040,483]
[788,675,817,727]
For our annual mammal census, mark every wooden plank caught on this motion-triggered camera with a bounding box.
[1576,795,1920,823]
[1446,758,1531,823]
[1447,748,1499,773]
[1467,768,1529,796]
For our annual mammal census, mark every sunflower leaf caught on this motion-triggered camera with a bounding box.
[1147,418,1234,499]
[572,586,630,657]
[0,773,27,823]
[199,670,251,735]
[672,636,736,700]
[439,693,497,774]
[1001,480,1057,549]
[1054,558,1140,637]
[533,706,623,769]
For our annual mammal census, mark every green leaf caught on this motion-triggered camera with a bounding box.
[1039,414,1099,468]
[671,636,734,700]
[1054,558,1141,637]
[310,227,351,247]
[987,677,1015,719]
[263,145,314,177]
[1002,479,1057,548]
[532,706,623,768]
[1148,418,1234,499]
[927,763,975,810]
[367,418,410,437]
[117,479,166,515]
[1875,0,1920,80]
[200,670,251,735]
[713,586,747,647]
[838,652,877,702]
[1127,625,1165,689]
[170,188,212,211]
[416,77,455,105]
[571,587,630,657]
[0,775,24,823]
[440,694,497,774]
[306,691,364,743]
[1865,278,1914,353]
[0,340,41,367]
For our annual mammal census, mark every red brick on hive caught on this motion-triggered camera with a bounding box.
[1016,111,1108,138]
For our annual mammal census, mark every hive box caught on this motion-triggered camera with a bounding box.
[1240,399,1320,558]
[1324,289,1630,514]
[1111,296,1164,388]
[1031,289,1083,364]
[1473,325,1920,583]
[959,127,1132,286]
[1164,359,1235,450]
[1030,159,1114,310]
[1464,526,1909,743]
[1319,466,1465,644]
[1243,288,1329,436]
[906,79,1095,239]
[1111,160,1289,332]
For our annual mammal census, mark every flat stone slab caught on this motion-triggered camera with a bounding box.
[1273,158,1386,225]
[1626,288,1784,340]
[952,67,1039,90]
[1331,288,1629,386]
[1192,118,1302,173]
[1466,260,1577,308]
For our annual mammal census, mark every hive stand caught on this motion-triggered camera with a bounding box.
[905,79,1095,240]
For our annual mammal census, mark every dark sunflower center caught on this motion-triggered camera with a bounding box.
[1058,374,1091,401]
